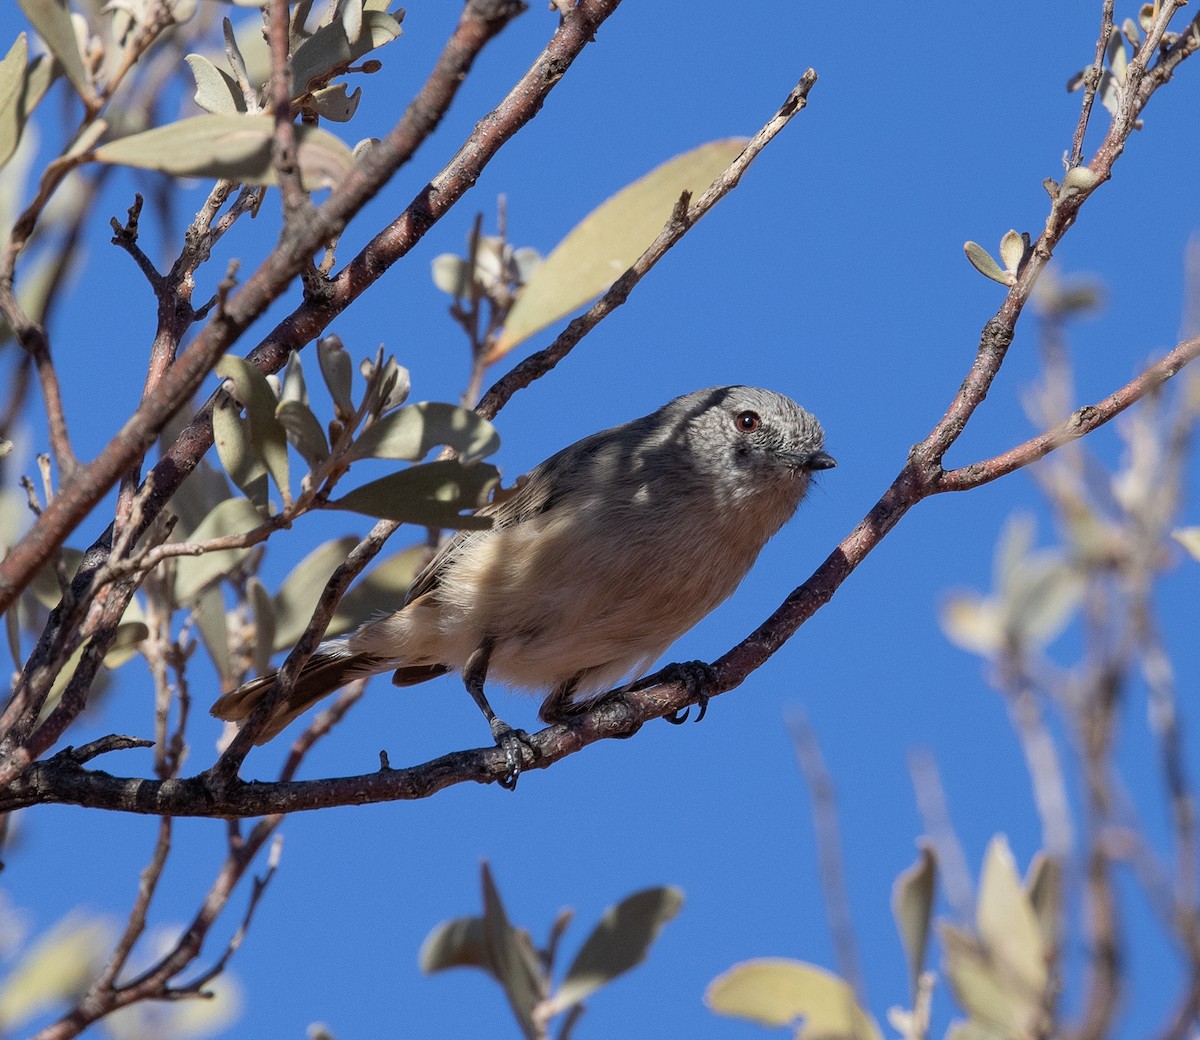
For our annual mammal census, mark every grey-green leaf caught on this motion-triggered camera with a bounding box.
[963,241,1013,286]
[551,887,683,1015]
[192,583,232,681]
[290,9,402,96]
[347,403,499,465]
[247,576,276,676]
[891,842,936,1000]
[101,621,150,669]
[185,53,247,115]
[16,0,89,101]
[172,496,265,604]
[481,863,541,1040]
[217,355,290,505]
[309,83,361,122]
[327,460,498,529]
[492,139,745,360]
[0,35,29,169]
[93,114,355,191]
[331,544,426,637]
[317,335,354,417]
[419,916,495,978]
[270,535,359,651]
[276,400,330,469]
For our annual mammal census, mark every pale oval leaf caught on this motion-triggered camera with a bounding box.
[940,924,1020,1032]
[998,230,1024,275]
[192,583,232,681]
[891,842,936,999]
[317,335,354,417]
[418,916,495,977]
[93,114,354,190]
[16,0,89,100]
[247,576,275,676]
[977,836,1047,1000]
[270,535,359,651]
[276,400,329,469]
[348,403,499,465]
[217,355,290,504]
[549,887,683,1016]
[0,35,29,169]
[291,10,402,95]
[964,242,1013,286]
[705,959,882,1040]
[332,544,426,637]
[328,460,499,529]
[1172,526,1200,561]
[491,139,747,360]
[309,83,361,122]
[101,621,149,669]
[1024,852,1062,951]
[481,863,540,1037]
[185,53,247,115]
[172,496,265,604]
[431,253,470,297]
[0,915,113,1028]
[939,594,1003,657]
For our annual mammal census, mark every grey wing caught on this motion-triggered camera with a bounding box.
[400,457,561,606]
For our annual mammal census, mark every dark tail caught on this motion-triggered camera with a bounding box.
[211,648,390,744]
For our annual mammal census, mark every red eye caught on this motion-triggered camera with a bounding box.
[735,410,761,433]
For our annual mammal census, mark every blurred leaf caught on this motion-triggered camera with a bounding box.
[328,460,499,529]
[271,535,359,652]
[0,914,113,1027]
[549,887,683,1015]
[216,355,290,503]
[317,336,354,417]
[213,398,269,511]
[0,35,28,168]
[247,576,275,676]
[891,842,936,1000]
[419,916,495,977]
[998,230,1024,275]
[280,350,309,405]
[940,924,1022,1033]
[308,83,361,122]
[192,583,231,681]
[276,400,330,469]
[105,973,242,1040]
[101,621,149,669]
[944,1020,1010,1040]
[185,53,247,115]
[481,863,541,1040]
[16,0,89,100]
[977,836,1046,999]
[172,497,265,604]
[1172,526,1200,560]
[331,544,425,637]
[28,547,83,610]
[377,357,411,413]
[939,594,1003,657]
[348,403,499,465]
[431,253,470,297]
[291,9,402,95]
[963,242,1012,286]
[705,959,882,1040]
[1024,852,1062,951]
[491,139,746,360]
[93,115,355,191]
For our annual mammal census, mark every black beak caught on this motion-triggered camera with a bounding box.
[804,450,837,471]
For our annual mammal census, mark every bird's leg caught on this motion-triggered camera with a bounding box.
[463,639,531,789]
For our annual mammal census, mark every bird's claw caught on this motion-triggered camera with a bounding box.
[661,660,716,725]
[490,718,533,790]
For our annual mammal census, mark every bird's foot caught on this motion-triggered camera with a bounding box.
[489,717,534,790]
[659,660,718,724]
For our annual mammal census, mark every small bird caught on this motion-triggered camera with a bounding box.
[211,386,834,784]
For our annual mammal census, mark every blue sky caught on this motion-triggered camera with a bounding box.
[1,2,1199,1038]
